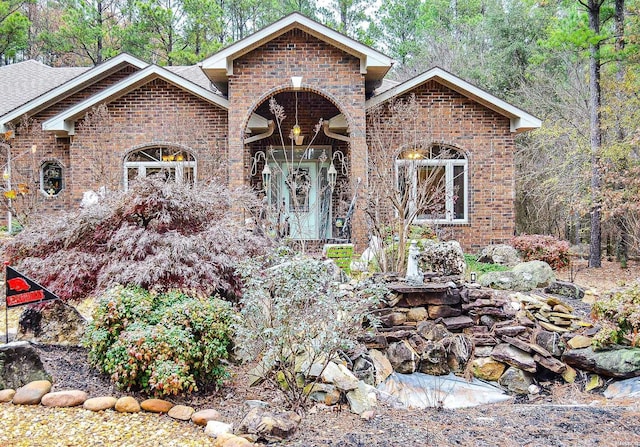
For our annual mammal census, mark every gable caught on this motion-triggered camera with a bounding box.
[367,67,541,133]
[200,12,393,95]
[0,54,148,133]
[43,65,229,136]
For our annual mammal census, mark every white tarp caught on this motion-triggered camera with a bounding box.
[377,372,512,409]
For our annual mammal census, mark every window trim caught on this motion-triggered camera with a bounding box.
[395,151,469,224]
[123,147,197,190]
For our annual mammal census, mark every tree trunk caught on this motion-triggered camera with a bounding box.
[586,0,603,268]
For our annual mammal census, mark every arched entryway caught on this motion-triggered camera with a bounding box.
[244,89,352,241]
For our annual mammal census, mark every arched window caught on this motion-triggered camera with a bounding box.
[40,160,64,196]
[396,145,468,223]
[124,146,196,189]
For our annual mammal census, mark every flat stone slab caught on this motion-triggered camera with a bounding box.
[491,344,537,373]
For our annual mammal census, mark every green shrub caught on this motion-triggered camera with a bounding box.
[510,234,570,269]
[592,284,640,349]
[83,285,235,396]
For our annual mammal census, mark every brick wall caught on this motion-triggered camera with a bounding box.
[6,68,227,222]
[227,28,368,247]
[366,80,516,253]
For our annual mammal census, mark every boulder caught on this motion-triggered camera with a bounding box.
[346,381,377,415]
[83,396,117,411]
[444,335,474,373]
[418,240,466,276]
[0,341,51,389]
[604,377,640,399]
[369,349,394,385]
[352,354,376,386]
[16,300,86,345]
[472,357,506,381]
[237,407,301,443]
[140,398,174,413]
[115,396,140,413]
[478,244,521,266]
[168,404,195,421]
[41,390,88,407]
[511,261,555,290]
[562,347,640,379]
[0,388,16,402]
[192,408,222,426]
[12,380,52,405]
[498,367,534,394]
[387,340,418,374]
[479,271,518,290]
[534,330,564,357]
[205,421,234,438]
[544,281,585,300]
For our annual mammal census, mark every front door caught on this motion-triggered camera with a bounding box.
[266,148,333,240]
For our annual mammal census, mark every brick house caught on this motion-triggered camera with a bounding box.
[0,13,540,252]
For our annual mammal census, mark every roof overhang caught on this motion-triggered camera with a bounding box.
[0,53,148,133]
[200,13,394,94]
[366,67,542,133]
[42,65,229,136]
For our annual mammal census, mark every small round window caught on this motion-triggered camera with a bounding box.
[41,161,64,196]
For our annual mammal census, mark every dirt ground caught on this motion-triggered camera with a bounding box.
[1,260,640,446]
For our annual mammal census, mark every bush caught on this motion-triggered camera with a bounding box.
[234,250,386,412]
[510,234,570,269]
[3,177,271,301]
[592,284,640,349]
[83,285,235,396]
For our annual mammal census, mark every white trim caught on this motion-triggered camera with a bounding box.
[201,13,393,79]
[1,54,148,133]
[366,67,541,133]
[42,65,229,135]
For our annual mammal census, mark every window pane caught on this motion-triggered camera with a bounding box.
[41,161,63,196]
[417,165,445,219]
[287,168,310,212]
[453,165,465,220]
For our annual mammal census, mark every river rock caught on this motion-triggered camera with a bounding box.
[16,300,86,345]
[0,341,51,389]
[205,420,234,438]
[141,398,174,413]
[214,433,253,446]
[237,407,301,442]
[499,367,534,394]
[192,408,222,426]
[387,340,418,374]
[562,347,640,378]
[168,404,194,421]
[472,357,506,381]
[83,396,117,411]
[0,389,16,402]
[41,390,87,407]
[12,380,52,405]
[115,396,140,413]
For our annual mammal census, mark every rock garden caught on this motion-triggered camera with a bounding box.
[1,179,640,446]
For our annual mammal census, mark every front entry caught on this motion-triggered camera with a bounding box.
[266,147,332,240]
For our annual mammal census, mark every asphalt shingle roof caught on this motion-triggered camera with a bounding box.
[0,60,90,116]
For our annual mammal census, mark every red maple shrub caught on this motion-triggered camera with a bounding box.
[3,177,271,301]
[510,234,570,269]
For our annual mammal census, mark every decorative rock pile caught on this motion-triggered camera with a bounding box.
[0,378,301,446]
